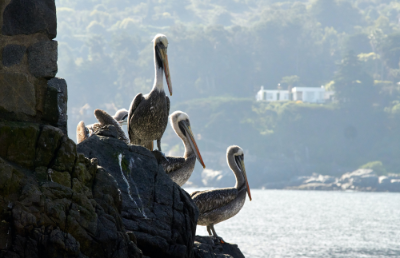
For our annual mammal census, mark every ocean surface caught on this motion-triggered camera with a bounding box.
[184,189,400,258]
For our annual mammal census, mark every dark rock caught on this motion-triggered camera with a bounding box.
[193,236,245,258]
[34,166,48,182]
[389,179,400,192]
[35,125,64,167]
[352,175,378,188]
[0,145,142,258]
[0,72,36,116]
[2,0,57,39]
[77,130,199,258]
[0,157,24,197]
[51,170,71,188]
[96,124,119,139]
[2,44,26,67]
[52,135,76,173]
[43,84,59,124]
[47,77,68,134]
[28,40,57,78]
[0,121,40,169]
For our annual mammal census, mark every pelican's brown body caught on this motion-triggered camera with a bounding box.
[127,90,170,150]
[191,145,251,238]
[192,187,246,226]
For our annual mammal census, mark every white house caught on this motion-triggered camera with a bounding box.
[256,85,334,103]
[256,86,289,102]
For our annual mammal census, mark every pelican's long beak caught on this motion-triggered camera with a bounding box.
[240,158,252,201]
[159,48,172,96]
[117,118,128,126]
[118,120,127,126]
[182,122,206,168]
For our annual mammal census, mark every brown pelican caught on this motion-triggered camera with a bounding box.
[155,111,206,186]
[76,109,129,144]
[76,121,89,143]
[190,145,252,241]
[127,34,172,151]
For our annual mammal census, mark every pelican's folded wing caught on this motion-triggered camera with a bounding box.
[127,93,144,141]
[191,188,238,214]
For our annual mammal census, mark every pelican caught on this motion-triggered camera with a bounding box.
[76,121,89,143]
[113,108,129,126]
[155,111,206,186]
[190,145,252,241]
[76,109,129,144]
[127,34,172,151]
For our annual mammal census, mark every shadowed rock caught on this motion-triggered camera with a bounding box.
[193,236,245,258]
[0,124,143,257]
[2,0,57,39]
[2,44,26,67]
[0,72,36,116]
[77,127,199,258]
[28,40,58,79]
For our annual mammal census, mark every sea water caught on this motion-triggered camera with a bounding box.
[184,189,400,257]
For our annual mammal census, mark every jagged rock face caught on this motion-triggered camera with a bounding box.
[2,45,26,67]
[0,123,142,258]
[2,0,57,39]
[193,236,245,258]
[77,127,199,258]
[28,40,58,79]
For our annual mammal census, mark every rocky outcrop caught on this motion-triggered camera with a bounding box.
[265,169,400,192]
[0,123,142,257]
[193,236,245,258]
[77,126,199,258]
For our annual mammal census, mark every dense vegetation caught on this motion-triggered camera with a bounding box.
[55,0,400,185]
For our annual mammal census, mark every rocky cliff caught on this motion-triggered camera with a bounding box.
[77,126,199,258]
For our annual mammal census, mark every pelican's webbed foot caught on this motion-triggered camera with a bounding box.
[207,224,226,244]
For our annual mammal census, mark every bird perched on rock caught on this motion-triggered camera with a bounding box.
[127,34,172,151]
[76,109,129,144]
[153,111,205,186]
[191,145,252,242]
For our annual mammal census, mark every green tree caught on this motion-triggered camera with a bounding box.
[281,75,300,87]
[310,0,363,32]
[333,51,375,106]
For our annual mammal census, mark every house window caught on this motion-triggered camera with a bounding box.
[263,92,267,100]
[267,93,274,100]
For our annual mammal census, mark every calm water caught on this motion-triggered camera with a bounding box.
[184,189,400,258]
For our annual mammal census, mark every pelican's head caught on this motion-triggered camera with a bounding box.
[170,111,206,168]
[153,34,172,96]
[227,145,252,201]
[113,108,129,126]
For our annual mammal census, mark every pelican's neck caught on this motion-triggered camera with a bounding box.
[227,154,245,189]
[181,136,194,159]
[152,47,164,92]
